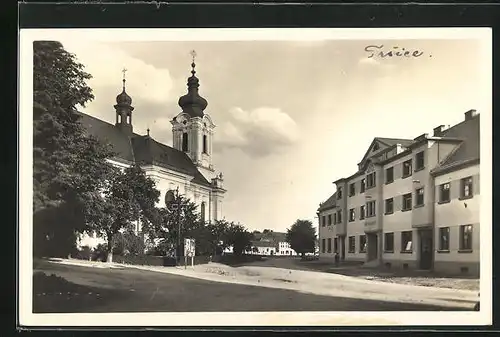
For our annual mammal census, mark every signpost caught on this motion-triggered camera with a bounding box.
[184,238,195,268]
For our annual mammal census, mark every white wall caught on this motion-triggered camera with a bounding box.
[434,164,480,263]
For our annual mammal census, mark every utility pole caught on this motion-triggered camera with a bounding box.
[165,186,182,266]
[175,187,181,265]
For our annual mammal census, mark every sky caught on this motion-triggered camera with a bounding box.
[55,34,490,233]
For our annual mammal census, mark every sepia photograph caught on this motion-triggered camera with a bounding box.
[19,28,491,327]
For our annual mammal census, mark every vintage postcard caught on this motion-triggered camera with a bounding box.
[19,28,492,327]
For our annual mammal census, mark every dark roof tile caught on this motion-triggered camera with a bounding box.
[432,114,480,173]
[77,112,212,187]
[318,192,337,211]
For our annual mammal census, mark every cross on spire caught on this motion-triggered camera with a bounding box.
[121,67,128,89]
[190,50,197,75]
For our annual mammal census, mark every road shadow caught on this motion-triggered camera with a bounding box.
[33,271,126,313]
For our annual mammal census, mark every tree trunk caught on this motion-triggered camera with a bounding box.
[106,232,113,263]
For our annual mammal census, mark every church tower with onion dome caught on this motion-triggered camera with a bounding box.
[171,51,219,183]
[114,68,134,135]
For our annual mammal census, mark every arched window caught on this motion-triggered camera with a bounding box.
[203,134,208,154]
[118,114,122,123]
[200,202,206,222]
[182,133,188,152]
[127,115,131,124]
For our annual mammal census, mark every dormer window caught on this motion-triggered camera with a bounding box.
[373,143,379,151]
[337,188,342,199]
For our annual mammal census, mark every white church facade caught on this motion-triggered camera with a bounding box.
[77,57,226,249]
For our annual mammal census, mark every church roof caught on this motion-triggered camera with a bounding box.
[78,112,212,187]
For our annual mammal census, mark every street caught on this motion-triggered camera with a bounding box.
[33,261,467,313]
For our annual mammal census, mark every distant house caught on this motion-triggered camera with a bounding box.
[247,230,298,256]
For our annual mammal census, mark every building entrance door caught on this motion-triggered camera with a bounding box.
[367,233,378,261]
[419,229,433,270]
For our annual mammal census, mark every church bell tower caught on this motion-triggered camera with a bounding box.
[114,68,134,135]
[171,51,217,181]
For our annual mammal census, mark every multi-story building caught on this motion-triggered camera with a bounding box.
[317,110,480,276]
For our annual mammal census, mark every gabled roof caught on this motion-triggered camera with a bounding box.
[358,137,413,166]
[318,192,337,212]
[431,114,480,175]
[376,137,414,147]
[251,240,276,248]
[78,112,212,187]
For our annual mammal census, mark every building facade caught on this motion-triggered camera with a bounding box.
[318,110,480,276]
[77,59,226,250]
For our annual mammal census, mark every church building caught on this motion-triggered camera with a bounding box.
[77,55,226,249]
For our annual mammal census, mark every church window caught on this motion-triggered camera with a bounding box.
[118,114,122,123]
[203,135,208,154]
[182,133,189,152]
[200,202,206,222]
[126,115,130,124]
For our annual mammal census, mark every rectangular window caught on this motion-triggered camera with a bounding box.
[337,210,342,223]
[385,167,394,184]
[415,188,424,206]
[182,133,189,152]
[415,151,425,170]
[321,239,326,253]
[385,198,394,214]
[401,231,413,252]
[349,183,356,197]
[337,188,342,199]
[359,235,367,253]
[360,179,366,193]
[439,227,450,251]
[327,214,332,226]
[366,172,376,189]
[461,177,473,198]
[460,225,473,251]
[439,183,451,203]
[334,237,338,253]
[360,205,365,220]
[403,159,412,177]
[349,208,355,222]
[202,134,208,154]
[333,213,337,225]
[366,200,376,217]
[327,238,332,253]
[348,236,355,253]
[384,232,394,252]
[321,216,326,227]
[402,193,412,211]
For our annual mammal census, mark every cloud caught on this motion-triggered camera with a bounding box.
[215,106,299,157]
[59,39,175,115]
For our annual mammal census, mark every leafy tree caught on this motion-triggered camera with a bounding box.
[286,219,317,258]
[33,41,116,257]
[206,219,231,256]
[83,165,160,262]
[144,192,205,258]
[224,223,253,256]
[111,231,146,256]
